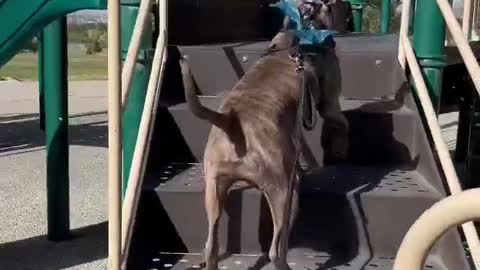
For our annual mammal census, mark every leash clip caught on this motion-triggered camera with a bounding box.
[290,54,305,73]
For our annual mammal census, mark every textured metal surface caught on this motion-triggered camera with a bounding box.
[176,34,402,99]
[141,252,446,270]
[150,162,464,261]
[168,0,283,45]
[169,98,419,166]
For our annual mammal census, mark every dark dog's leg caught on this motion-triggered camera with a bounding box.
[204,174,230,270]
[318,51,349,163]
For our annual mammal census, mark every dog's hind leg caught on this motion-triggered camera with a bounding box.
[264,181,294,270]
[204,174,231,270]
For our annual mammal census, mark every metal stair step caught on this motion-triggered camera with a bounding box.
[167,97,420,166]
[145,162,460,258]
[138,252,448,270]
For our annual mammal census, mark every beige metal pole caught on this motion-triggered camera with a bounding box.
[121,0,168,263]
[393,188,480,270]
[400,31,480,262]
[463,0,473,37]
[398,0,411,69]
[121,0,154,106]
[437,0,480,90]
[107,0,122,269]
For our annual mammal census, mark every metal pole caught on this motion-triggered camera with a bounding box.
[38,33,45,131]
[463,0,473,38]
[349,0,365,32]
[392,188,480,270]
[122,0,168,260]
[412,0,446,113]
[380,0,391,33]
[121,0,154,197]
[42,18,70,241]
[108,0,122,268]
[400,32,480,253]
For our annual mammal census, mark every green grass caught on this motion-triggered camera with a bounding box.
[0,48,107,81]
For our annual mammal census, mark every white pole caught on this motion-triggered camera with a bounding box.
[400,32,480,258]
[393,188,480,270]
[463,0,473,37]
[121,0,154,106]
[121,0,168,263]
[398,0,411,69]
[107,0,122,269]
[436,0,480,91]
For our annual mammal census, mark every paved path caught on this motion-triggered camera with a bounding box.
[0,80,108,270]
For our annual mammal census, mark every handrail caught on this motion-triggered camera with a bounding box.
[436,0,480,91]
[463,0,473,37]
[121,0,168,264]
[397,0,480,261]
[399,31,480,260]
[397,0,411,69]
[107,0,122,269]
[121,0,154,107]
[392,188,480,270]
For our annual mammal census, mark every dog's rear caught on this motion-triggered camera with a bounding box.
[180,50,303,269]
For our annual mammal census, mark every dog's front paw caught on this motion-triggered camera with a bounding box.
[328,135,349,162]
[322,126,349,164]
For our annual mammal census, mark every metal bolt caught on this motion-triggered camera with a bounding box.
[242,56,248,63]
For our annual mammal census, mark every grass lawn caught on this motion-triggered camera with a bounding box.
[0,48,107,81]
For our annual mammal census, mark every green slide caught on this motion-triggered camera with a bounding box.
[0,0,106,67]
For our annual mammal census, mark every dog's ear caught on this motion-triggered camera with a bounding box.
[312,2,333,29]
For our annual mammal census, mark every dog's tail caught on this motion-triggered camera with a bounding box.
[179,56,230,131]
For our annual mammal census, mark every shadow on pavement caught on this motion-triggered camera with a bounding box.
[0,111,107,155]
[0,222,107,269]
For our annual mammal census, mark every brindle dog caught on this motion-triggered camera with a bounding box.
[178,3,349,270]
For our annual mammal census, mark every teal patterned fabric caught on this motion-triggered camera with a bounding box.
[273,0,335,46]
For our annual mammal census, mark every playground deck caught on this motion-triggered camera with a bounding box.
[0,80,465,269]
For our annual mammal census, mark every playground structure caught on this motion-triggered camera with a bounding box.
[2,0,480,269]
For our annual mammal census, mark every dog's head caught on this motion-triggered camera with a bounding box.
[297,0,334,29]
[268,0,335,51]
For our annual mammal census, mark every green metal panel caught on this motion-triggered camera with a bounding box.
[0,0,107,67]
[42,17,70,241]
[380,0,390,33]
[348,0,365,32]
[412,0,446,112]
[121,0,154,197]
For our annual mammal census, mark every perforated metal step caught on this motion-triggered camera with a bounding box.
[143,252,447,270]
[143,162,464,261]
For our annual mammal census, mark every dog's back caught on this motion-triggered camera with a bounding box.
[203,50,302,184]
